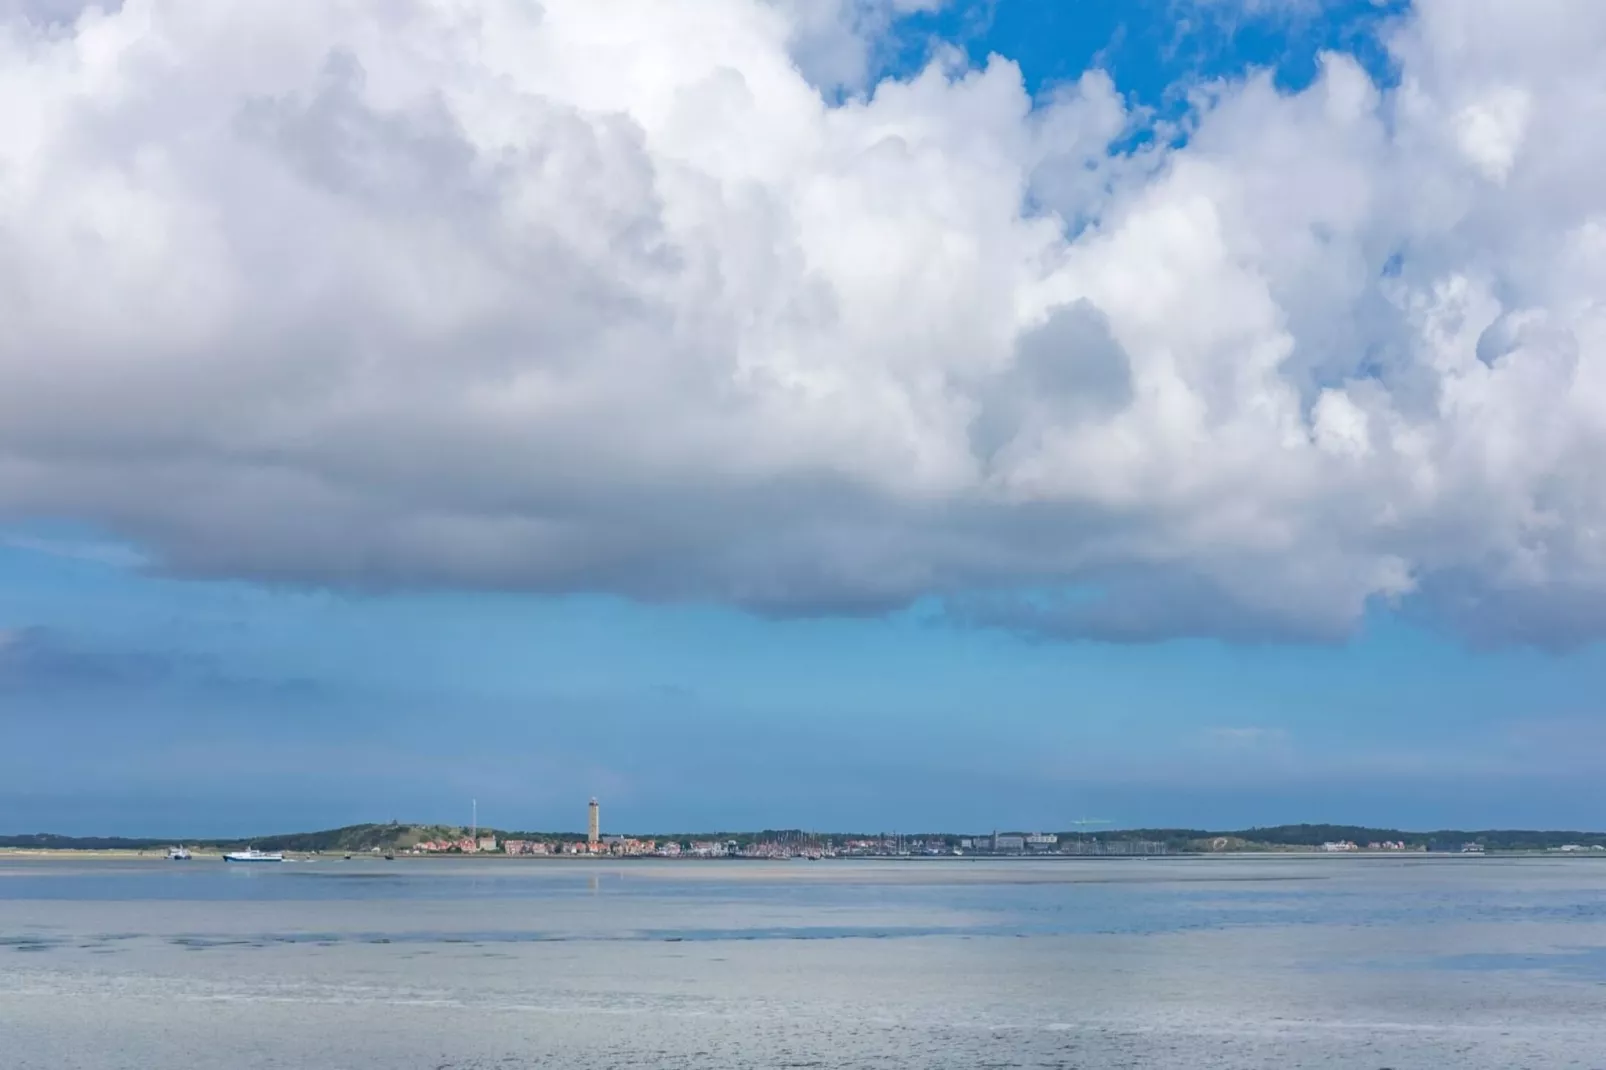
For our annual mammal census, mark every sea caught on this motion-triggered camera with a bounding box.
[3,854,1605,1069]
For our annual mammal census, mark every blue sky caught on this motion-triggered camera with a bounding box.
[4,0,1606,836]
[886,0,1409,101]
[6,522,1603,837]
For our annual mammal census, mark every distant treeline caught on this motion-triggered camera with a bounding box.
[5,822,1606,853]
[0,833,175,850]
[1070,825,1606,852]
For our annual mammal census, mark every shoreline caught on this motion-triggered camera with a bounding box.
[3,847,1601,862]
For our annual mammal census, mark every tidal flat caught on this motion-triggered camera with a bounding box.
[4,855,1605,1068]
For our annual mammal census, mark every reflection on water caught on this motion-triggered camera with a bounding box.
[3,856,1605,1069]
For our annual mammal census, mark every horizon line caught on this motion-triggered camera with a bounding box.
[7,820,1606,842]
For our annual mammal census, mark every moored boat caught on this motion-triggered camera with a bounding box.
[167,846,192,860]
[222,848,284,863]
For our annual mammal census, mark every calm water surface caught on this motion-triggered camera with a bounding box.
[3,855,1605,1068]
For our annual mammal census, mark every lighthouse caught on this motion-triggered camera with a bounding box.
[587,797,600,852]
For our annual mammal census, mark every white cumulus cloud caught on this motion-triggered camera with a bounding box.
[3,0,1606,644]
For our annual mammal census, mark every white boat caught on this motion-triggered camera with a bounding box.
[167,846,192,860]
[222,848,284,863]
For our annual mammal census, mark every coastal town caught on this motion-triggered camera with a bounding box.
[396,798,1179,858]
[13,803,1606,859]
[409,831,1168,859]
[386,803,1606,859]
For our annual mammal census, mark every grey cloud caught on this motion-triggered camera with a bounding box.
[970,299,1134,464]
[235,51,484,214]
[0,626,336,702]
[953,566,1361,645]
[1407,573,1606,652]
[3,0,1606,645]
[775,0,946,92]
[0,0,119,26]
[0,627,180,691]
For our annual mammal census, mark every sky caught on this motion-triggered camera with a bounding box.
[4,0,1606,836]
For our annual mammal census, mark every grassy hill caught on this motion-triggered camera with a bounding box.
[1,823,477,853]
[241,823,470,853]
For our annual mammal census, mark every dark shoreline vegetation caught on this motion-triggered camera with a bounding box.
[4,823,1606,854]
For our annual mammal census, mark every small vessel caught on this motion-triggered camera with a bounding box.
[222,848,284,863]
[167,846,192,860]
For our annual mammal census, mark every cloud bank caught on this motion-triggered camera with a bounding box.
[3,0,1606,644]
